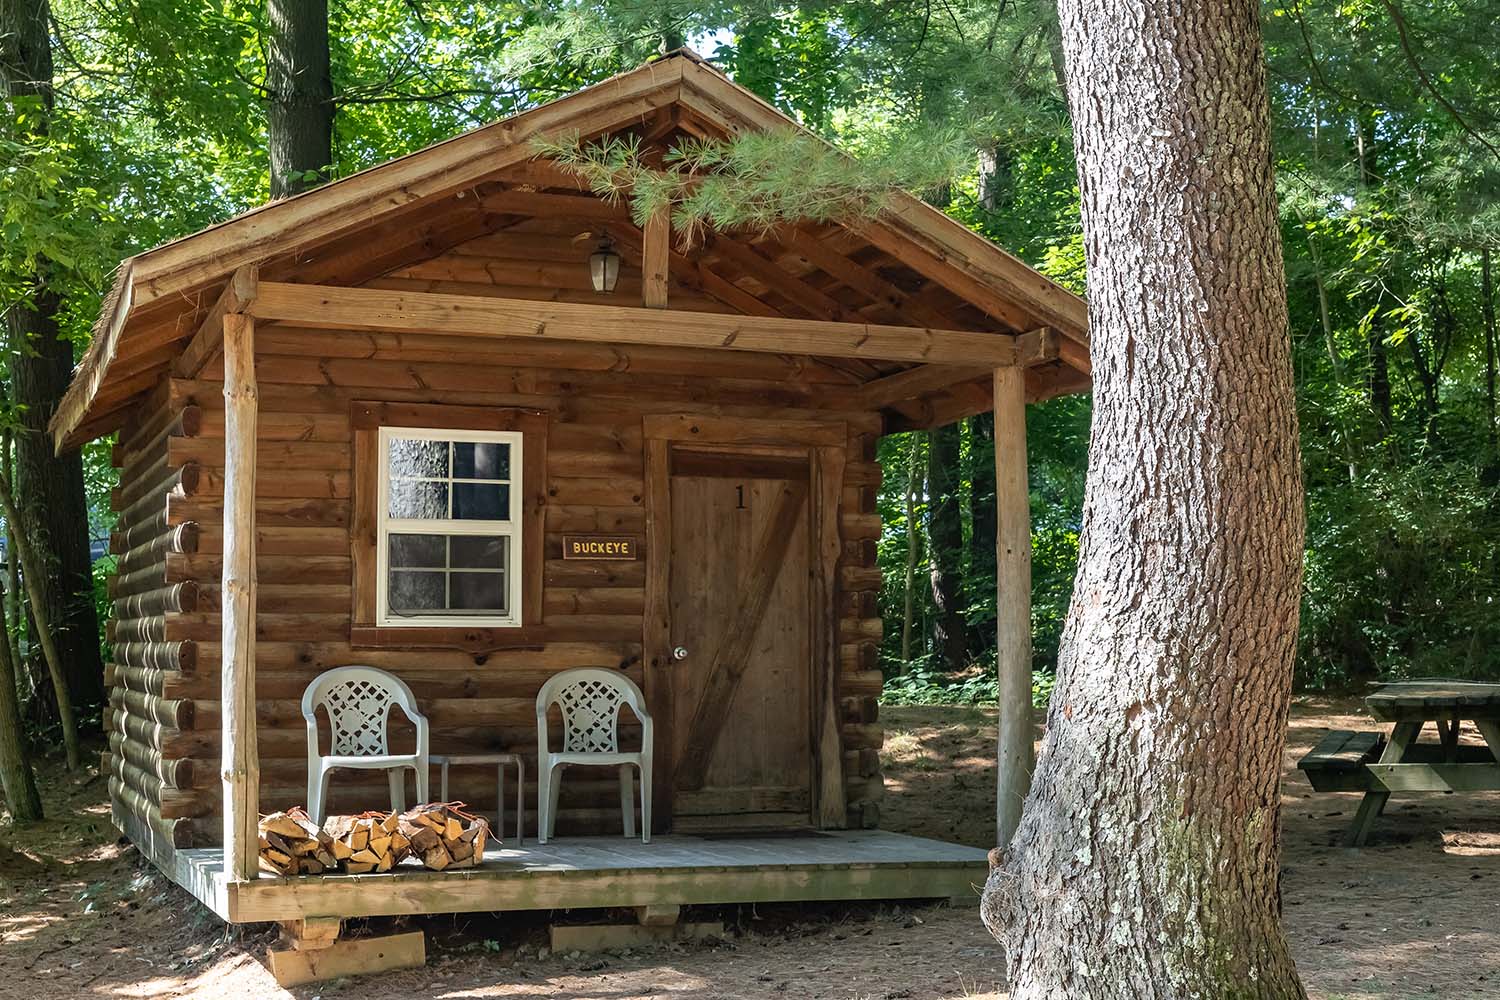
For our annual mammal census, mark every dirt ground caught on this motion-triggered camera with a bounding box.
[3,699,1498,999]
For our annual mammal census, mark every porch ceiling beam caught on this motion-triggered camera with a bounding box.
[245,281,1025,367]
[857,329,1057,410]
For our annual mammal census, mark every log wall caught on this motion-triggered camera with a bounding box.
[103,329,889,849]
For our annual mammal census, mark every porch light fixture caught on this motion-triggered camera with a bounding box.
[589,235,621,293]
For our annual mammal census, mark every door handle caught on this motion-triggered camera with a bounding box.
[672,645,689,661]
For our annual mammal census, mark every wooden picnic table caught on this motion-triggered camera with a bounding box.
[1309,681,1500,847]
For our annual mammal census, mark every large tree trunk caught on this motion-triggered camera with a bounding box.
[926,423,970,670]
[267,0,333,198]
[981,0,1308,996]
[0,574,41,820]
[1,0,105,716]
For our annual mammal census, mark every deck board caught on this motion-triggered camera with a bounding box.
[166,831,989,923]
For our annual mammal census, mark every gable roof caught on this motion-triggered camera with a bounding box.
[51,49,1089,451]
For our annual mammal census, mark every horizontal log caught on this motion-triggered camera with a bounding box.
[115,404,202,470]
[841,722,884,749]
[113,582,199,619]
[549,560,648,590]
[246,282,1024,366]
[195,467,350,499]
[164,612,350,643]
[195,525,348,557]
[110,775,194,849]
[109,729,194,788]
[108,661,176,697]
[159,662,648,701]
[167,553,351,585]
[542,587,644,617]
[839,642,878,674]
[193,639,640,673]
[840,565,884,592]
[116,640,198,673]
[171,377,885,434]
[545,478,644,506]
[112,510,169,553]
[839,618,883,644]
[110,559,168,600]
[116,463,201,535]
[113,686,195,729]
[168,436,351,471]
[168,495,348,528]
[116,523,200,577]
[198,409,351,442]
[545,505,645,533]
[840,512,881,540]
[197,583,350,614]
[110,748,162,807]
[113,616,166,644]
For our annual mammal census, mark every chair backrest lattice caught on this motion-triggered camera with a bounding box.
[537,668,648,755]
[302,667,422,757]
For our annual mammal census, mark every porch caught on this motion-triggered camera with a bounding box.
[163,829,989,924]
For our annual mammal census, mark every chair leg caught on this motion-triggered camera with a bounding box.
[314,769,333,825]
[415,760,429,807]
[547,764,564,841]
[639,762,651,845]
[308,765,324,825]
[388,768,406,814]
[618,764,635,838]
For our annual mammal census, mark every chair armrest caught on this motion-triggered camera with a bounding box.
[399,703,431,757]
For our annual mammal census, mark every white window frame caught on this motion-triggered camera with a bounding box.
[375,425,524,628]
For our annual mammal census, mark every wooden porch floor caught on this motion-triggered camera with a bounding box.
[166,831,989,924]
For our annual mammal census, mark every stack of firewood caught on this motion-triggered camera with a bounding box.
[257,803,490,876]
[258,808,339,876]
[398,802,490,871]
[322,811,408,874]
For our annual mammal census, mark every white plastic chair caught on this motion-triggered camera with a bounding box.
[536,668,653,844]
[302,666,430,824]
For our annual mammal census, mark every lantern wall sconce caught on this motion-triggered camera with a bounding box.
[589,235,621,293]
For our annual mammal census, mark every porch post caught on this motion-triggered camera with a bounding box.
[993,366,1034,848]
[221,312,260,881]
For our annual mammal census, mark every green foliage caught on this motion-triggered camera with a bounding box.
[533,127,969,247]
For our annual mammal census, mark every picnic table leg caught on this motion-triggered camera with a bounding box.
[1346,720,1422,847]
[1473,720,1500,763]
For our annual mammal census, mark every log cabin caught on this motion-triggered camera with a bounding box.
[51,50,1090,961]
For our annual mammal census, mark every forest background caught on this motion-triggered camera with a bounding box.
[2,0,1498,740]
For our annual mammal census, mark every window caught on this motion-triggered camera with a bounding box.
[375,427,523,628]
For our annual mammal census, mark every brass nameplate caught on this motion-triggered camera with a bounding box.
[562,535,638,560]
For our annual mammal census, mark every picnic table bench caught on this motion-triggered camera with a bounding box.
[1298,680,1500,847]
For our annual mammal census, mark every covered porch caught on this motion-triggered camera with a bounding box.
[163,829,989,924]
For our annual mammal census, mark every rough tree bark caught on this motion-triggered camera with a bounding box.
[0,574,42,820]
[1,0,106,715]
[267,0,333,198]
[981,0,1308,996]
[926,423,970,669]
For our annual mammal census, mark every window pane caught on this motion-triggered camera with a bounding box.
[388,437,448,478]
[389,480,448,520]
[453,483,509,520]
[453,442,510,481]
[450,534,506,569]
[388,571,444,612]
[451,572,506,611]
[388,533,446,568]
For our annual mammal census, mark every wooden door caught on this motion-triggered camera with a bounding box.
[665,451,814,830]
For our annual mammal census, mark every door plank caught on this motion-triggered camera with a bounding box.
[675,482,809,791]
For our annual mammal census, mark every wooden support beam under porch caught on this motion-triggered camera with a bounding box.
[243,281,1025,367]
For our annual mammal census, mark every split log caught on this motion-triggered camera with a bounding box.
[322,811,407,874]
[398,802,490,871]
[259,808,340,876]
